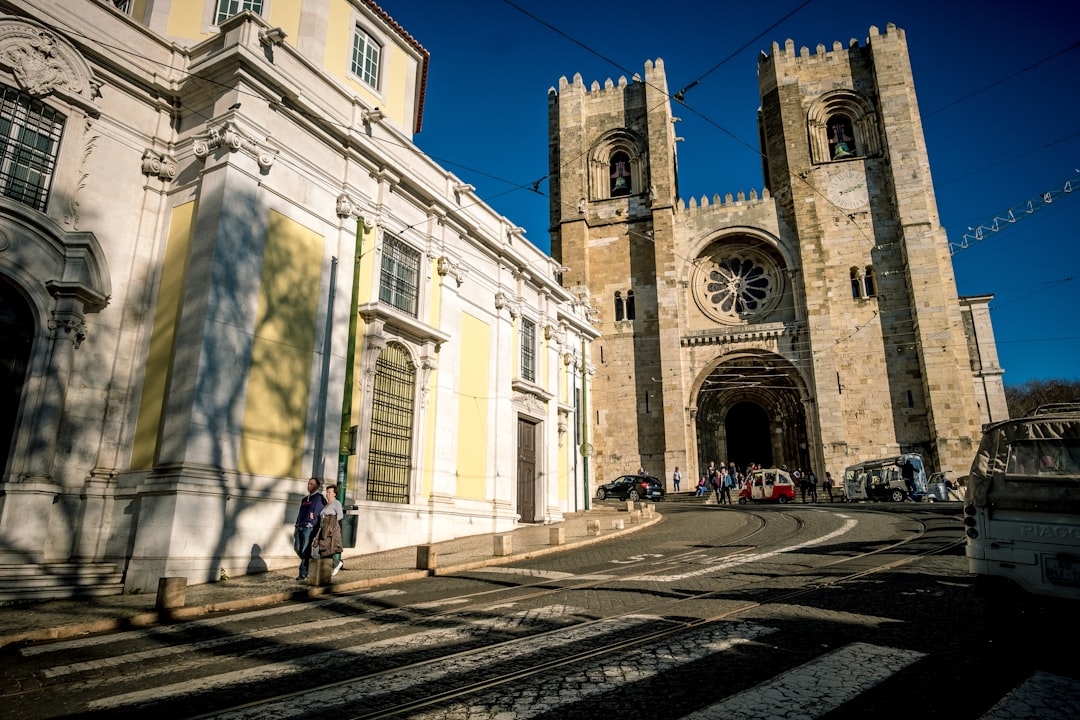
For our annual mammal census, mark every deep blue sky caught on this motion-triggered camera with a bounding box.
[386,1,1080,386]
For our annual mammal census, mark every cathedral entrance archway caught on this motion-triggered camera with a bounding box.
[693,353,810,475]
[0,278,33,476]
[725,402,772,468]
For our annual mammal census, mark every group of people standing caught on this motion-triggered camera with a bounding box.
[670,462,837,503]
[293,477,346,581]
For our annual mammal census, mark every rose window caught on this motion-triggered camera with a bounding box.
[692,246,783,324]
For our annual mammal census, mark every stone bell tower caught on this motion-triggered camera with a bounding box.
[755,23,982,475]
[547,60,682,483]
[549,25,990,488]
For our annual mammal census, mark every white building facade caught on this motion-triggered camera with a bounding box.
[0,0,596,599]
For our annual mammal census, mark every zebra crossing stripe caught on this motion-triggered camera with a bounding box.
[679,642,924,720]
[85,608,655,712]
[978,672,1080,719]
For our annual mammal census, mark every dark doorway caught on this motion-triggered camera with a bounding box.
[725,401,772,469]
[0,279,33,475]
[516,417,539,522]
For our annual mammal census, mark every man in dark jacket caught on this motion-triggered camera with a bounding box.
[293,477,326,581]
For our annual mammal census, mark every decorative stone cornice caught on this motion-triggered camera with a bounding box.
[193,120,277,171]
[141,149,178,181]
[0,19,100,106]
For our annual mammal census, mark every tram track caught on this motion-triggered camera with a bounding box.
[184,509,958,720]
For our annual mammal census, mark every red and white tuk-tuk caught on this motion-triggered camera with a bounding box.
[738,468,796,504]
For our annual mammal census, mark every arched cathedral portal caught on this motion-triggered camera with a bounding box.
[694,355,810,474]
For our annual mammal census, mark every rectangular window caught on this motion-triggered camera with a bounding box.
[215,0,263,26]
[351,26,382,90]
[0,85,64,213]
[520,317,536,382]
[379,235,421,317]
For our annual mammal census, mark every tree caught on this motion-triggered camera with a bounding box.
[1004,379,1080,418]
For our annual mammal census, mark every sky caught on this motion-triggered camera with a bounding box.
[384,0,1080,386]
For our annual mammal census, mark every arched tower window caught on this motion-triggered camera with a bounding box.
[807,90,881,165]
[863,266,877,298]
[589,131,646,202]
[625,289,636,320]
[828,115,856,159]
[610,151,632,196]
[850,267,861,299]
[614,291,624,321]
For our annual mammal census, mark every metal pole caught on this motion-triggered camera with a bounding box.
[338,219,364,504]
[581,337,590,510]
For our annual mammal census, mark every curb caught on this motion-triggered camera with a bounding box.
[0,512,662,648]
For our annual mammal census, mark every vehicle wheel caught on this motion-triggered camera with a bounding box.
[596,488,607,500]
[629,490,641,501]
[890,489,905,503]
[777,495,788,504]
[738,497,747,505]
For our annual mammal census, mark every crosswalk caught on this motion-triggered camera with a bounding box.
[14,597,1080,719]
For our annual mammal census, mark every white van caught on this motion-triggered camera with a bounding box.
[964,404,1080,600]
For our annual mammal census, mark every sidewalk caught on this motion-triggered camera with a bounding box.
[0,506,661,648]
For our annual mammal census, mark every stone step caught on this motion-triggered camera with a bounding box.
[0,563,124,604]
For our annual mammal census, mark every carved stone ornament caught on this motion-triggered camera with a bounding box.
[437,256,467,287]
[141,149,178,181]
[193,120,277,171]
[0,20,99,102]
[494,292,520,318]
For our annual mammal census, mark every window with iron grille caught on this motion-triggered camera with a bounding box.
[351,26,382,90]
[366,343,415,504]
[0,85,64,213]
[520,317,536,382]
[379,235,420,317]
[215,0,263,25]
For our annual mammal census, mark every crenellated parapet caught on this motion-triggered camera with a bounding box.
[758,23,905,69]
[551,58,666,98]
[678,187,772,215]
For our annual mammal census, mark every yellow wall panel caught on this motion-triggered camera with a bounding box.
[131,201,196,470]
[455,313,490,499]
[239,210,323,477]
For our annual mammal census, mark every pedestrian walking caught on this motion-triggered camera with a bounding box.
[293,477,325,581]
[318,484,346,576]
[720,466,734,504]
[807,470,818,503]
[672,466,682,493]
[823,471,835,502]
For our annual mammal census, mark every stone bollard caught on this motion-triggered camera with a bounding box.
[630,510,642,524]
[155,577,186,610]
[549,527,565,546]
[612,518,625,530]
[494,534,512,556]
[624,499,634,513]
[417,544,437,570]
[587,519,601,536]
[309,557,334,586]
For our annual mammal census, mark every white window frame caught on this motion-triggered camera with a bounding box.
[351,24,383,91]
[520,317,536,383]
[379,234,421,317]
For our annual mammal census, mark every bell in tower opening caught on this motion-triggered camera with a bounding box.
[610,151,632,196]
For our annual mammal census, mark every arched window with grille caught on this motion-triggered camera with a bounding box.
[366,343,415,504]
[614,291,624,321]
[850,268,861,299]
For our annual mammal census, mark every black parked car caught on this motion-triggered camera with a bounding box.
[596,475,665,501]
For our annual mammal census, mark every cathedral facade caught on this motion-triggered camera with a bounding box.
[548,24,1007,488]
